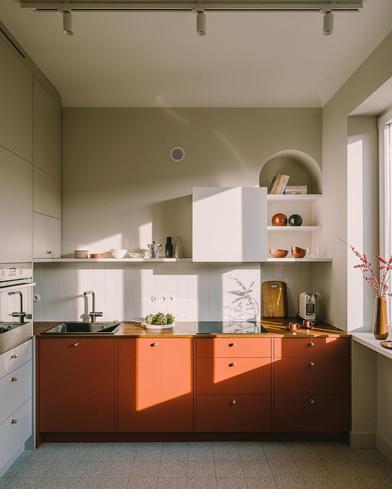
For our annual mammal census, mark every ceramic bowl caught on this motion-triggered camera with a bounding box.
[74,249,89,259]
[110,249,128,259]
[288,214,303,226]
[271,213,287,226]
[269,248,289,258]
[291,246,306,258]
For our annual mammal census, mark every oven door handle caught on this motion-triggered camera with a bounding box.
[2,283,36,293]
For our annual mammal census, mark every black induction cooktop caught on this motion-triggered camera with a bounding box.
[196,321,268,334]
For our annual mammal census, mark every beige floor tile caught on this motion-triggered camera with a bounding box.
[295,460,329,478]
[262,443,292,462]
[0,480,38,489]
[72,460,107,478]
[159,460,188,478]
[188,444,214,462]
[99,478,130,489]
[187,461,216,478]
[241,461,272,479]
[303,477,337,488]
[245,476,277,489]
[213,443,240,461]
[127,478,158,489]
[324,461,359,478]
[187,478,217,489]
[274,477,306,489]
[44,459,81,478]
[216,478,247,489]
[287,443,321,461]
[134,444,163,461]
[103,461,134,478]
[352,460,392,478]
[39,478,100,489]
[33,444,82,461]
[269,460,301,479]
[333,478,368,489]
[157,478,187,489]
[162,443,189,460]
[215,461,244,478]
[109,444,137,461]
[236,443,265,461]
[3,460,52,480]
[131,461,161,479]
[363,477,392,489]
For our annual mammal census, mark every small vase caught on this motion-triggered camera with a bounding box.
[374,297,389,340]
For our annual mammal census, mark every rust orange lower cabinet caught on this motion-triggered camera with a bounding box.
[37,335,351,437]
[117,338,194,432]
[38,338,116,432]
[273,338,350,432]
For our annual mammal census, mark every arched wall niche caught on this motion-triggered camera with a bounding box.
[259,150,322,194]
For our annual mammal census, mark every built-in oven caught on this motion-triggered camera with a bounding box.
[0,263,34,355]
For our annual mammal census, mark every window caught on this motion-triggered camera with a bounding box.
[379,109,392,316]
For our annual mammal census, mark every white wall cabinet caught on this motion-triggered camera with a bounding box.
[33,213,61,259]
[34,168,61,219]
[0,147,33,263]
[33,78,61,178]
[0,37,33,162]
[193,187,267,262]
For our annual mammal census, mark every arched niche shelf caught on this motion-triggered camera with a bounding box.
[259,150,322,194]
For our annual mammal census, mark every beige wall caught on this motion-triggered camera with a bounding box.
[62,107,321,257]
[314,31,392,330]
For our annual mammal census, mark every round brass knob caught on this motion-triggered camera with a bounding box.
[309,361,315,367]
[72,342,80,347]
[308,342,316,347]
[11,377,18,382]
[228,342,236,348]
[10,353,18,359]
[230,400,237,406]
[228,362,236,367]
[309,399,316,405]
[151,342,158,347]
[46,250,53,255]
[11,419,18,425]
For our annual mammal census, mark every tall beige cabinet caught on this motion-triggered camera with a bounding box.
[33,79,62,258]
[0,31,62,263]
[0,37,33,263]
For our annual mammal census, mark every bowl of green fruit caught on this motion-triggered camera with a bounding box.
[142,312,175,330]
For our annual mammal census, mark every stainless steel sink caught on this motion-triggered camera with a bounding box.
[43,321,121,334]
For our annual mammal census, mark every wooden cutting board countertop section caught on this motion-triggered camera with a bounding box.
[33,318,349,338]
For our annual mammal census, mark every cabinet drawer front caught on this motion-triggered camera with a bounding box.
[274,395,350,432]
[196,395,271,432]
[274,338,349,358]
[0,361,32,425]
[0,399,32,472]
[0,340,32,381]
[197,357,271,395]
[274,357,349,395]
[197,338,272,358]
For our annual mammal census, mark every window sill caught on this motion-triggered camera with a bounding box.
[352,332,392,360]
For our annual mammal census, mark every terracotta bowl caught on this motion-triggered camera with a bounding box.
[269,248,289,258]
[271,213,287,226]
[291,246,306,258]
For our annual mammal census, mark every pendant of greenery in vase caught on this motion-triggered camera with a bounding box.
[350,245,392,340]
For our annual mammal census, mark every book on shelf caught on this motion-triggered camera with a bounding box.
[268,174,290,194]
[284,185,308,195]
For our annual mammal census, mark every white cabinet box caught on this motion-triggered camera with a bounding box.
[193,187,267,262]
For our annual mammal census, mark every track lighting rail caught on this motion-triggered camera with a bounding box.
[20,1,363,12]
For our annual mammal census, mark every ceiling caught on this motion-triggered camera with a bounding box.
[1,0,392,107]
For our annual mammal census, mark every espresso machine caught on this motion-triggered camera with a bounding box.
[298,292,318,322]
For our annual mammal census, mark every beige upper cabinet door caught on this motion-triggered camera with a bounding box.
[34,79,61,178]
[0,38,33,162]
[0,146,33,263]
[34,168,61,219]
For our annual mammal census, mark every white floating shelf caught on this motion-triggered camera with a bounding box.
[33,258,193,263]
[267,226,321,232]
[267,194,322,202]
[267,257,332,262]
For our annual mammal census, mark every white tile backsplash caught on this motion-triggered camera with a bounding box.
[33,262,315,322]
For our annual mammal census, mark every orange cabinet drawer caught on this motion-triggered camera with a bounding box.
[197,338,272,358]
[196,395,271,432]
[197,357,271,395]
[274,357,349,395]
[274,395,350,432]
[274,337,349,358]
